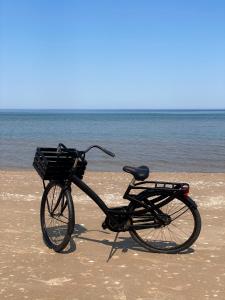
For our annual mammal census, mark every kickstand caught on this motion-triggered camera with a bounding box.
[106,232,119,262]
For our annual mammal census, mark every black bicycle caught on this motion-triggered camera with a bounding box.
[33,143,201,254]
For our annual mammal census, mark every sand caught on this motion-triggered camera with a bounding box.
[0,170,225,300]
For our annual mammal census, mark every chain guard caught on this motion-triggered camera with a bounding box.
[102,215,130,232]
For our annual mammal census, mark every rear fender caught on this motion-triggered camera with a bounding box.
[179,195,198,209]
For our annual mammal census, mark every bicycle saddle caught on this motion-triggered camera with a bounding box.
[123,165,149,181]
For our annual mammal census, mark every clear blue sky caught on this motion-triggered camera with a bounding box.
[0,0,225,109]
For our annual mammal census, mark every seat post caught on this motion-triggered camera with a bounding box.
[123,176,135,199]
[130,177,136,186]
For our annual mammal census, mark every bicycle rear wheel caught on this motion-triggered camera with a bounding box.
[129,196,201,254]
[40,181,75,252]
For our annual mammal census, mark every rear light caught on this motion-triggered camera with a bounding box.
[184,187,189,196]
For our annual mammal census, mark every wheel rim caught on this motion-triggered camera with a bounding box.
[44,184,70,247]
[131,198,196,251]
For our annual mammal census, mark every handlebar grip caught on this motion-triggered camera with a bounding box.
[101,147,115,157]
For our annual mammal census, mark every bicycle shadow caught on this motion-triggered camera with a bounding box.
[59,224,87,254]
[61,224,194,258]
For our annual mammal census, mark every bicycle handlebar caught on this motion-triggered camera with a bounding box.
[84,145,115,157]
[57,143,115,158]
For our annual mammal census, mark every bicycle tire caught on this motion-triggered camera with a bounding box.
[129,195,201,254]
[40,181,75,252]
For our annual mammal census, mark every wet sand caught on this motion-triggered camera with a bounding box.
[0,170,225,300]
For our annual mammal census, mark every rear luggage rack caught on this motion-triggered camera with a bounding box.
[33,147,77,180]
[130,180,189,194]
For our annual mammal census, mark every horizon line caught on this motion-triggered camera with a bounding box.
[0,108,225,111]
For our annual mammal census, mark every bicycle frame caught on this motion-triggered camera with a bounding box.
[71,174,191,230]
[72,174,110,215]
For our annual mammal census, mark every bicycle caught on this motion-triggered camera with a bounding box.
[33,143,201,254]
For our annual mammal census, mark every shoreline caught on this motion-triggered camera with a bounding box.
[1,167,225,174]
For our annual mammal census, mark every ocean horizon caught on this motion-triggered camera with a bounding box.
[0,109,224,172]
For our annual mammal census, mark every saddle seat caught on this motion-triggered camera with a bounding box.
[123,165,149,181]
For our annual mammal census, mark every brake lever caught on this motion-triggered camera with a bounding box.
[57,143,67,153]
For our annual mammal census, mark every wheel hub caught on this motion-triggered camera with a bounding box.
[156,214,172,226]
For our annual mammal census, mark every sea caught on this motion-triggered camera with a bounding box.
[0,109,224,172]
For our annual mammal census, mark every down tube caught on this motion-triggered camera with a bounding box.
[72,175,109,215]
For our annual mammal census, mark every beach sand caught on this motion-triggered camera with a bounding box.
[0,170,225,300]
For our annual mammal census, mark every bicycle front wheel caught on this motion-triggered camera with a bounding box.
[129,196,201,254]
[40,181,75,252]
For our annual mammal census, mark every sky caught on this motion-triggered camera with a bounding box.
[0,0,225,109]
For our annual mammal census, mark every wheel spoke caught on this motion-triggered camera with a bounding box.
[170,223,189,239]
[52,216,69,225]
[171,207,190,221]
[51,185,57,211]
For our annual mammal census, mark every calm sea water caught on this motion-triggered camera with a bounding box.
[0,110,224,172]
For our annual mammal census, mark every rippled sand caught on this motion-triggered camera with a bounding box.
[0,170,225,299]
